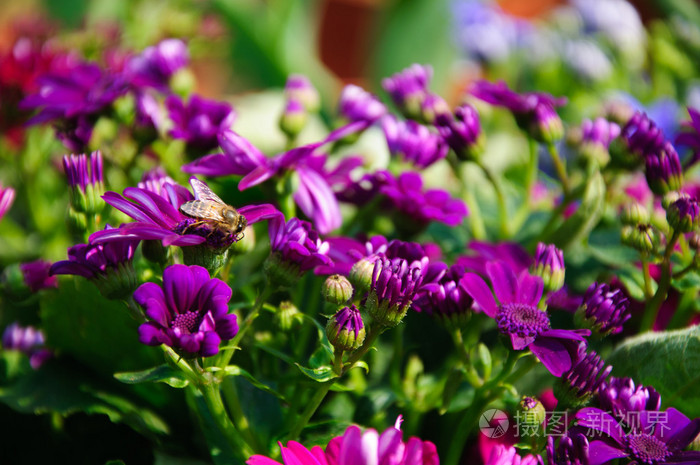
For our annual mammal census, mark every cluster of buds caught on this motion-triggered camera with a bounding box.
[279,75,320,139]
[63,151,105,236]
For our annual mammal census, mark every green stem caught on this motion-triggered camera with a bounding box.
[513,138,539,231]
[451,328,482,387]
[641,230,681,332]
[546,142,570,195]
[220,284,273,367]
[476,161,510,238]
[672,260,697,280]
[641,255,654,299]
[221,378,265,454]
[286,380,334,441]
[344,325,384,369]
[199,382,254,460]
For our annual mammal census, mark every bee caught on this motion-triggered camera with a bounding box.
[180,178,248,240]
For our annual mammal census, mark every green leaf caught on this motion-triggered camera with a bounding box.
[608,326,700,418]
[295,363,337,383]
[114,365,189,389]
[351,360,370,374]
[223,366,286,401]
[545,169,606,249]
[672,270,700,291]
[617,265,655,301]
[587,229,639,266]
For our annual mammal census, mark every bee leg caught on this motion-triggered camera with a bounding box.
[182,220,206,234]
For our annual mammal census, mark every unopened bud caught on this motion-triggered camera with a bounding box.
[323,274,354,305]
[621,203,650,226]
[326,304,365,351]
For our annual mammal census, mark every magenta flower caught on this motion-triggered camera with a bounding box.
[435,103,484,161]
[125,38,188,91]
[382,115,448,168]
[676,107,700,167]
[92,177,279,249]
[485,445,543,465]
[135,264,237,357]
[166,94,236,153]
[2,322,52,369]
[382,64,434,120]
[248,418,438,465]
[183,125,362,234]
[597,377,661,422]
[460,262,589,376]
[379,171,469,227]
[413,263,473,326]
[337,84,387,128]
[456,241,533,277]
[575,407,700,465]
[0,183,16,221]
[20,259,58,292]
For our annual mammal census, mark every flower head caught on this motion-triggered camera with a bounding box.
[338,84,386,128]
[0,184,16,221]
[578,117,621,165]
[612,111,666,169]
[2,322,52,369]
[666,194,700,233]
[166,94,236,153]
[435,103,485,161]
[597,377,661,422]
[413,263,473,327]
[62,151,104,214]
[556,344,612,408]
[532,243,565,293]
[675,107,700,167]
[50,226,139,299]
[470,80,566,143]
[284,74,320,112]
[135,264,237,357]
[460,262,589,376]
[576,282,631,337]
[248,417,438,465]
[645,142,683,196]
[485,444,543,465]
[575,406,700,465]
[382,115,448,169]
[265,216,332,286]
[125,38,188,91]
[366,257,424,327]
[92,177,278,250]
[326,304,365,351]
[382,64,433,121]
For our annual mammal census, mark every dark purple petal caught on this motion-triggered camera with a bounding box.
[238,204,282,225]
[199,331,222,357]
[163,264,197,314]
[239,165,276,190]
[486,261,518,304]
[575,408,625,444]
[139,322,171,346]
[459,273,497,317]
[587,439,628,465]
[529,336,574,377]
[516,271,544,307]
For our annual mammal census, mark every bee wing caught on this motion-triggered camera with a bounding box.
[189,177,225,205]
[180,200,225,221]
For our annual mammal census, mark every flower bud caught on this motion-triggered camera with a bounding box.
[518,396,546,427]
[275,301,302,331]
[323,274,354,305]
[666,195,700,233]
[279,98,308,139]
[264,251,302,288]
[555,345,612,409]
[326,304,365,351]
[531,243,565,292]
[365,257,422,328]
[349,257,376,295]
[620,203,650,226]
[621,224,658,253]
[284,74,320,113]
[576,282,630,337]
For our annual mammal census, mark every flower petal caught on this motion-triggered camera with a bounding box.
[587,439,628,465]
[459,273,498,317]
[238,204,283,225]
[486,261,518,304]
[529,336,574,377]
[575,408,624,444]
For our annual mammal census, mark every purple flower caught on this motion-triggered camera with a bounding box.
[20,62,128,151]
[382,115,448,168]
[379,171,469,228]
[20,259,58,292]
[183,126,361,234]
[92,177,279,249]
[265,216,332,285]
[485,445,543,465]
[470,80,566,143]
[279,97,307,138]
[667,195,700,232]
[125,38,188,91]
[577,282,630,336]
[382,64,433,120]
[135,264,237,357]
[2,322,52,369]
[460,261,590,376]
[0,184,16,221]
[546,433,589,465]
[337,84,386,128]
[597,377,661,422]
[166,94,236,153]
[248,417,438,465]
[575,407,700,465]
[326,304,365,351]
[557,344,612,406]
[284,74,320,112]
[613,111,666,169]
[413,263,473,326]
[63,150,103,191]
[137,167,176,197]
[579,117,621,164]
[676,107,700,167]
[366,257,424,327]
[645,141,683,196]
[435,103,484,161]
[456,240,532,277]
[532,243,565,292]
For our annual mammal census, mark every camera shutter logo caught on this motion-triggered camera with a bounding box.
[479,409,509,438]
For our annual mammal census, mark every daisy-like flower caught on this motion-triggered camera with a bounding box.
[91,177,279,250]
[382,64,434,121]
[135,264,237,357]
[248,417,438,465]
[413,263,473,327]
[575,407,700,465]
[382,115,448,169]
[337,84,387,129]
[460,261,589,376]
[165,94,236,154]
[125,38,188,91]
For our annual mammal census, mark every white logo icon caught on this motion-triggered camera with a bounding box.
[479,409,509,438]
